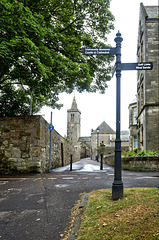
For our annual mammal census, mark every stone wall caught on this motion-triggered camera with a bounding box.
[103,154,159,172]
[91,146,129,161]
[0,116,80,174]
[103,154,115,167]
[122,156,159,172]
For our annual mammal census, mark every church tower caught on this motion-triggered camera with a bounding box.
[67,97,81,147]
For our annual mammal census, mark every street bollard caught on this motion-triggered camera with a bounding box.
[100,153,103,170]
[70,154,73,171]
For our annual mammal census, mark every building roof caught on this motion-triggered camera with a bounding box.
[145,6,159,18]
[128,96,137,108]
[111,134,129,142]
[71,96,78,110]
[141,3,159,19]
[67,96,81,113]
[121,130,129,135]
[121,135,129,142]
[110,131,129,142]
[78,136,91,142]
[92,121,115,134]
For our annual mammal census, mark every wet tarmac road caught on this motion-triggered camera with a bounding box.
[0,158,158,240]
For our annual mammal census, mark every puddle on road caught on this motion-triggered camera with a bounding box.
[55,184,70,188]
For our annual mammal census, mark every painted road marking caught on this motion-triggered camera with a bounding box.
[62,177,74,180]
[135,176,157,179]
[142,176,157,178]
[0,181,9,185]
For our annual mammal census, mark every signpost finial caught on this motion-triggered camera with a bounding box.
[115,31,123,44]
[117,30,121,36]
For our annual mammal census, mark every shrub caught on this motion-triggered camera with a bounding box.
[65,138,71,143]
[123,149,158,157]
[123,148,137,157]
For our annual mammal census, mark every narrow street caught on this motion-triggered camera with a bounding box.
[0,158,158,240]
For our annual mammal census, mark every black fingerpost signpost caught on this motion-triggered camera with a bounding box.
[112,31,123,200]
[82,31,153,200]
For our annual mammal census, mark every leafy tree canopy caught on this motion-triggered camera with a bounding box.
[0,0,115,116]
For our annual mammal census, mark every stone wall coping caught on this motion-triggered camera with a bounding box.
[122,156,159,161]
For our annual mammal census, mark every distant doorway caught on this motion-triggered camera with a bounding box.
[61,143,64,166]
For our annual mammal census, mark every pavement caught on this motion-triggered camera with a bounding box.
[0,158,159,240]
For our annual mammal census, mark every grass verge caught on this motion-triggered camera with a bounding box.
[65,188,159,240]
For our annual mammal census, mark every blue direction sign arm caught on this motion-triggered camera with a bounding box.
[112,62,153,77]
[112,62,153,78]
[83,47,117,55]
[121,62,153,71]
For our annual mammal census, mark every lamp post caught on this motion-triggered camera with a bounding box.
[112,31,124,200]
[96,127,99,162]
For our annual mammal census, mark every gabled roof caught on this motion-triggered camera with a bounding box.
[92,121,115,134]
[78,136,91,142]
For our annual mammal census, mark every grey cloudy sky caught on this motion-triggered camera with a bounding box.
[40,0,158,137]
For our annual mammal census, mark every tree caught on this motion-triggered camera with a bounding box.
[0,0,115,116]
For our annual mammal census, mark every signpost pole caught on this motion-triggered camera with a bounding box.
[70,154,73,171]
[49,112,52,172]
[100,153,103,170]
[82,31,152,200]
[112,31,124,200]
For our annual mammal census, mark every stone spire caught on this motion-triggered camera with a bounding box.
[67,96,81,147]
[71,96,78,110]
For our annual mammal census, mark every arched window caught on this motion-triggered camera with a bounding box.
[71,114,74,122]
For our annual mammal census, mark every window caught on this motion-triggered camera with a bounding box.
[137,91,140,114]
[141,125,143,144]
[141,41,143,62]
[133,107,137,124]
[71,114,74,122]
[134,136,137,149]
[140,84,144,109]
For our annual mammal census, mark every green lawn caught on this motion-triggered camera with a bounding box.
[65,188,159,240]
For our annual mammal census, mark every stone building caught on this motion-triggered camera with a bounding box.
[90,122,129,160]
[67,96,81,148]
[67,97,91,158]
[67,97,129,160]
[128,97,137,150]
[91,121,115,151]
[91,121,115,160]
[136,3,159,152]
